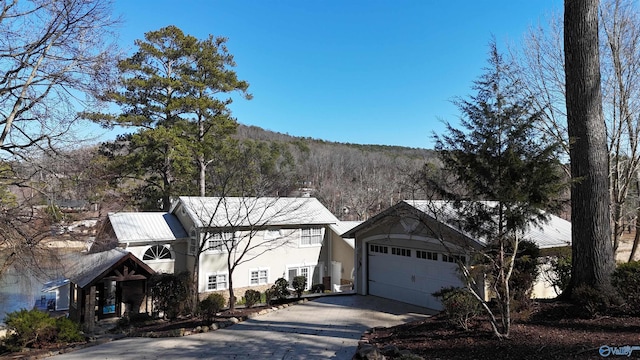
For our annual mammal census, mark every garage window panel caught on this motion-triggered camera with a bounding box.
[391,247,411,257]
[442,254,466,264]
[370,244,388,253]
[416,250,438,261]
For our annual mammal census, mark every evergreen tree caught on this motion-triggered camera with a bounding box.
[87,26,250,210]
[433,41,566,338]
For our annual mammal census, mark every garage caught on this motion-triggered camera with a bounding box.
[367,242,464,310]
[344,200,572,312]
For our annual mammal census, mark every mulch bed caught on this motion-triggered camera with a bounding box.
[126,299,304,336]
[362,301,640,359]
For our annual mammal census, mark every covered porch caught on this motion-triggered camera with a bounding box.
[66,249,155,333]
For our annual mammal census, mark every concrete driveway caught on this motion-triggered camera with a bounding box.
[49,295,435,360]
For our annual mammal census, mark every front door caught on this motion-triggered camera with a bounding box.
[97,280,119,319]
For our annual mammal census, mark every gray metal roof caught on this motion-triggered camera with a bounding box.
[62,249,130,288]
[330,221,362,237]
[405,200,571,249]
[54,249,155,289]
[175,196,339,229]
[345,200,571,250]
[108,212,188,243]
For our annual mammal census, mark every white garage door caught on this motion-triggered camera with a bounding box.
[367,243,464,310]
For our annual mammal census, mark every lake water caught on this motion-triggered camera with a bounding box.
[0,265,48,324]
[0,261,65,325]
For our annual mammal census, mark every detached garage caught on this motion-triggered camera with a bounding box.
[343,200,571,311]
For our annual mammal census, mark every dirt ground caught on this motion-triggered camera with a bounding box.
[362,301,640,359]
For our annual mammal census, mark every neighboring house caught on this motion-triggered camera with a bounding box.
[41,278,70,312]
[342,200,572,311]
[97,196,358,302]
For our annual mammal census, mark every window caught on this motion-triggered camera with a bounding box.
[265,229,282,240]
[206,231,235,252]
[442,254,466,264]
[300,227,323,246]
[143,245,173,260]
[250,269,269,286]
[188,229,197,255]
[287,266,313,290]
[369,244,388,254]
[207,273,228,291]
[416,250,437,261]
[391,247,411,257]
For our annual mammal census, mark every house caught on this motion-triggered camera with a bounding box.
[97,196,358,303]
[41,278,70,311]
[342,200,572,311]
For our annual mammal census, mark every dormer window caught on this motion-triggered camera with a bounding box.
[300,227,323,246]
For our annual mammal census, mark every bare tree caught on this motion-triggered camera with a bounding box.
[0,0,119,154]
[0,0,119,277]
[564,0,615,291]
[514,0,640,259]
[599,0,640,259]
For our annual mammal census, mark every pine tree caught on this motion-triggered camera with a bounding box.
[87,26,250,210]
[434,41,566,338]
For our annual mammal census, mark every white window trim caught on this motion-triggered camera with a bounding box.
[299,227,324,247]
[286,263,317,290]
[249,268,269,286]
[188,229,198,255]
[142,244,175,262]
[205,272,228,291]
[205,231,236,253]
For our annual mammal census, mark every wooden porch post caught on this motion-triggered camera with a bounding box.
[83,285,96,334]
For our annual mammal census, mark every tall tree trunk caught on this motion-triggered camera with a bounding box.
[199,156,206,197]
[629,174,640,262]
[564,0,615,292]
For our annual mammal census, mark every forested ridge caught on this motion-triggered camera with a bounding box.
[16,124,436,222]
[236,124,436,219]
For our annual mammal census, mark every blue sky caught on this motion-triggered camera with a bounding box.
[108,0,562,149]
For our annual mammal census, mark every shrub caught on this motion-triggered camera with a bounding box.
[270,278,290,302]
[244,289,261,308]
[311,283,325,293]
[54,317,83,343]
[198,293,226,322]
[3,308,55,350]
[612,261,640,314]
[2,309,83,352]
[149,271,191,319]
[571,285,616,318]
[542,252,572,296]
[432,287,481,331]
[510,240,540,311]
[264,287,275,306]
[292,276,307,298]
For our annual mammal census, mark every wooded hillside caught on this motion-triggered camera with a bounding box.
[236,125,436,220]
[16,124,436,222]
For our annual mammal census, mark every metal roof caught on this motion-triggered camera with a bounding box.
[345,200,571,249]
[108,212,188,243]
[63,249,130,288]
[405,200,571,249]
[330,221,362,237]
[175,196,339,229]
